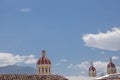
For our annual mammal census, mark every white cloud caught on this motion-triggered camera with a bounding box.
[76,61,108,73]
[61,59,68,62]
[112,56,119,60]
[82,27,120,51]
[0,53,37,67]
[80,71,85,74]
[75,59,120,75]
[25,55,37,64]
[66,75,94,80]
[94,61,107,72]
[19,8,32,12]
[67,64,73,69]
[66,59,120,79]
[76,61,89,70]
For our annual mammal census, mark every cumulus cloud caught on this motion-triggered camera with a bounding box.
[76,61,89,70]
[67,64,73,69]
[0,53,37,67]
[80,71,85,74]
[19,8,32,12]
[61,59,68,62]
[76,61,108,73]
[82,27,120,51]
[112,56,119,60]
[24,55,37,64]
[94,61,107,72]
[66,59,120,80]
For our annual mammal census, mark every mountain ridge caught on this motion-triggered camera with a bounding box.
[0,65,36,74]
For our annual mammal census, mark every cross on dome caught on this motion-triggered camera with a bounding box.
[90,61,93,66]
[109,57,112,63]
[42,50,46,57]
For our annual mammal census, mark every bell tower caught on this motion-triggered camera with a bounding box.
[107,57,117,74]
[36,50,51,75]
[88,61,96,77]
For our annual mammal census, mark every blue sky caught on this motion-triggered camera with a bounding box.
[0,0,120,77]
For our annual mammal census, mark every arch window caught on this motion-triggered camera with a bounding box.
[39,68,40,73]
[46,68,47,72]
[49,68,50,72]
[42,68,44,72]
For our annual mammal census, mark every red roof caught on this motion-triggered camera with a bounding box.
[37,56,51,65]
[89,66,96,71]
[107,62,116,68]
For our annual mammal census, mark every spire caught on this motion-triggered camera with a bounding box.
[109,57,112,63]
[90,61,93,66]
[42,50,46,57]
[107,57,117,74]
[89,61,96,77]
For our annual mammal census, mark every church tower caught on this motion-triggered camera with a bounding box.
[88,62,96,77]
[36,50,51,75]
[107,57,117,74]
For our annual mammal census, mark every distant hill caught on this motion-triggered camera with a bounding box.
[0,65,36,74]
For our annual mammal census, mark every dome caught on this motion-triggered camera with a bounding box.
[37,56,51,65]
[89,62,96,71]
[37,50,51,65]
[107,62,116,68]
[107,57,116,68]
[89,66,96,71]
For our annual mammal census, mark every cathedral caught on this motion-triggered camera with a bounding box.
[88,62,96,77]
[36,50,51,75]
[88,57,117,77]
[95,58,118,80]
[0,50,68,80]
[107,57,117,74]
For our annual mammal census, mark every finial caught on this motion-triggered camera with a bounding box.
[90,61,93,66]
[110,57,112,62]
[42,50,46,57]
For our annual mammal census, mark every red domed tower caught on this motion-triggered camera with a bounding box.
[36,50,51,75]
[88,62,96,77]
[107,57,117,74]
